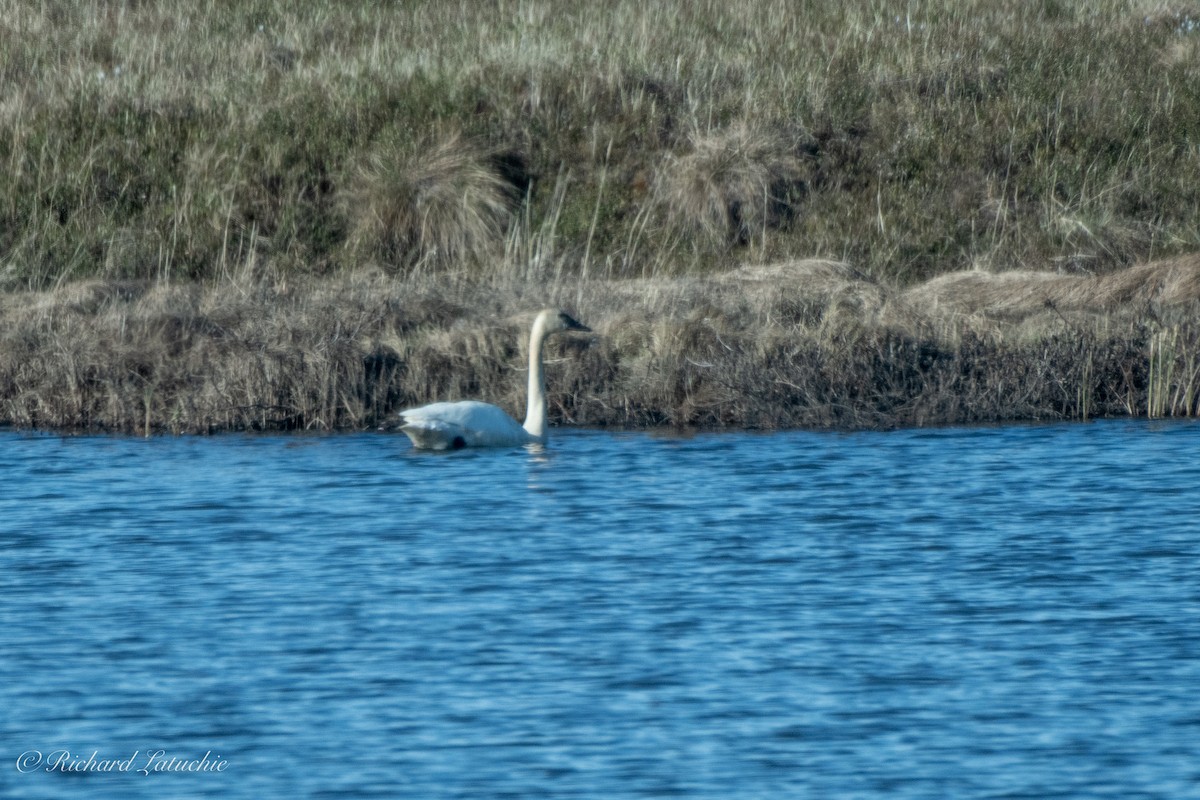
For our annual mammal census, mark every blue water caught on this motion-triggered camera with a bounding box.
[1,420,1199,799]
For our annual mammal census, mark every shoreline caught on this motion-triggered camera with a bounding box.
[5,417,1195,442]
[3,256,1199,436]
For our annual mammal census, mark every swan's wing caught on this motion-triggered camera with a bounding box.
[398,401,530,449]
[399,416,471,450]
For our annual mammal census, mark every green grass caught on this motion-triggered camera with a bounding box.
[4,0,1200,288]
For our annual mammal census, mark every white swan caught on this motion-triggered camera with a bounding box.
[398,309,591,449]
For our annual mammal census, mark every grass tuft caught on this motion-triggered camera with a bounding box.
[655,124,807,253]
[345,132,525,273]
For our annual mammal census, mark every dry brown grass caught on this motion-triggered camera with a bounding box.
[654,124,807,251]
[344,133,524,273]
[712,259,888,328]
[4,254,1200,434]
[901,254,1200,320]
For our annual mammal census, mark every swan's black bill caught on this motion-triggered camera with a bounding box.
[561,313,591,332]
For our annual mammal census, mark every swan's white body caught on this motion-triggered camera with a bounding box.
[398,309,589,450]
[397,400,535,449]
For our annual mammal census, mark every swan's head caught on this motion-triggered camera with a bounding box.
[537,308,591,335]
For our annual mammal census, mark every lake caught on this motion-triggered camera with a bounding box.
[2,420,1198,799]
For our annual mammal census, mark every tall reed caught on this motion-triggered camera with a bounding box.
[1148,325,1200,418]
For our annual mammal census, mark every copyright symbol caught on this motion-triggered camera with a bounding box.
[16,750,43,773]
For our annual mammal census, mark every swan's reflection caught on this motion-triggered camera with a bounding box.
[523,441,555,492]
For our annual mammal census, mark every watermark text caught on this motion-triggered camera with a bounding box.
[16,749,228,777]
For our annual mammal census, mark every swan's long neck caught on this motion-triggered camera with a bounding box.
[522,315,549,441]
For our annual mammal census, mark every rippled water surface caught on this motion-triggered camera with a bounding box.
[2,421,1199,799]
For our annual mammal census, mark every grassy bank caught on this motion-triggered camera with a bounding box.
[3,257,1199,434]
[4,1,1200,433]
[4,1,1200,286]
